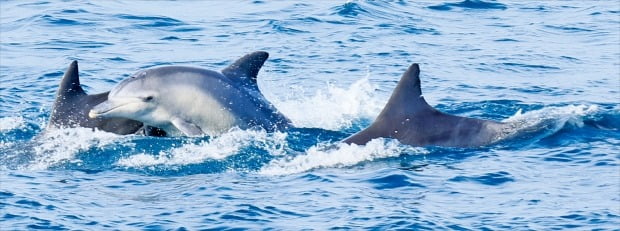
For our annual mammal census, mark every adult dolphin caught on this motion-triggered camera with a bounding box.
[88,51,292,136]
[48,61,165,136]
[343,63,513,147]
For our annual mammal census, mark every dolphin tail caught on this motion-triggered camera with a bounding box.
[343,63,434,145]
[221,51,269,86]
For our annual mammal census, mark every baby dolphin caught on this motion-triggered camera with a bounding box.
[89,51,292,136]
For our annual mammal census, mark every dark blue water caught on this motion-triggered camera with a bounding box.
[1,0,619,230]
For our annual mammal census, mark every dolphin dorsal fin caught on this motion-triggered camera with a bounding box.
[49,61,87,127]
[57,60,86,97]
[375,63,433,119]
[221,51,269,86]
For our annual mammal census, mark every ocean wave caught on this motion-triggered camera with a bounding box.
[0,116,26,131]
[116,129,287,168]
[26,128,131,170]
[499,104,601,145]
[260,139,427,175]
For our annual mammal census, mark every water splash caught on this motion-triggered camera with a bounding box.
[27,128,130,170]
[0,116,26,131]
[500,104,600,144]
[260,139,427,175]
[116,129,287,168]
[506,104,598,128]
[273,77,383,130]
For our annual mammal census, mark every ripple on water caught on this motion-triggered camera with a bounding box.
[116,14,183,24]
[334,2,369,18]
[35,40,114,50]
[0,191,15,199]
[449,171,515,186]
[544,25,595,33]
[15,199,43,207]
[501,62,561,72]
[367,174,426,189]
[429,0,507,11]
[38,14,96,26]
[266,20,309,34]
[114,14,187,30]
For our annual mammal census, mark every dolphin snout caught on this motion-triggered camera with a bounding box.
[88,110,97,119]
[88,101,114,118]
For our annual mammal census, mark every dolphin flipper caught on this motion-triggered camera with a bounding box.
[171,117,204,136]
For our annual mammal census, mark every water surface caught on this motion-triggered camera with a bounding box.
[1,0,619,230]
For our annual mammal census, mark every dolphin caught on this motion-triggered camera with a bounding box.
[48,61,166,136]
[88,51,292,137]
[343,63,512,147]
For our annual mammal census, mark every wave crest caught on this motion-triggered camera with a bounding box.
[260,139,427,175]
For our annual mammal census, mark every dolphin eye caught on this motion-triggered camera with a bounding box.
[144,96,154,101]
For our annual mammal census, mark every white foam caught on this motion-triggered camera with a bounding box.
[260,138,426,175]
[505,104,598,128]
[272,77,384,130]
[27,128,129,170]
[499,104,600,141]
[0,116,26,131]
[116,128,288,167]
[0,141,12,149]
[260,105,601,175]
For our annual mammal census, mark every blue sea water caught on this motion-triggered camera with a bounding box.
[1,0,619,229]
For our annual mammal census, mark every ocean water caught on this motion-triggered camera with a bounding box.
[1,0,619,230]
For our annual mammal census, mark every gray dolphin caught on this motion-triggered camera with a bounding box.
[88,51,292,136]
[48,61,165,136]
[343,63,512,147]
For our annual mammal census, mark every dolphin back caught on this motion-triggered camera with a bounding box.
[222,51,292,130]
[344,63,506,147]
